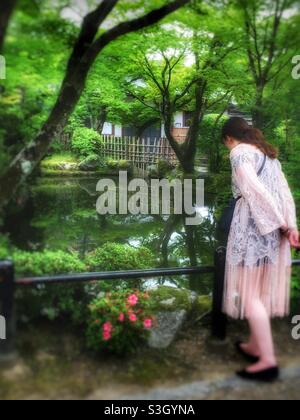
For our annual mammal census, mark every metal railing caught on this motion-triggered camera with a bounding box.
[0,247,299,361]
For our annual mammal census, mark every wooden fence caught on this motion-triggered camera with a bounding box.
[101,135,179,173]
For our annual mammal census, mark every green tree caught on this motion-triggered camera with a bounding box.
[0,0,191,209]
[238,0,300,128]
[123,3,240,172]
[0,0,18,53]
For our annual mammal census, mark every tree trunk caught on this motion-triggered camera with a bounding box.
[95,107,108,133]
[185,224,199,292]
[182,80,206,173]
[163,111,188,171]
[252,85,265,129]
[0,0,17,53]
[159,214,181,267]
[0,73,86,207]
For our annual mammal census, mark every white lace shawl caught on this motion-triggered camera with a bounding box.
[227,143,297,267]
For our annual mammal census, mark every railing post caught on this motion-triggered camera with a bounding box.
[212,247,227,340]
[0,260,17,362]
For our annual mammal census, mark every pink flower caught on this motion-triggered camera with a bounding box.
[129,313,137,322]
[103,321,112,333]
[102,331,111,341]
[119,313,125,322]
[143,319,152,329]
[127,294,139,306]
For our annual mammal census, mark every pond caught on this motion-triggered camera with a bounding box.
[3,175,219,294]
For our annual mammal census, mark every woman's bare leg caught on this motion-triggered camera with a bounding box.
[245,298,277,372]
[240,333,260,358]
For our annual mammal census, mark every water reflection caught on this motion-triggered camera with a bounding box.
[3,176,218,294]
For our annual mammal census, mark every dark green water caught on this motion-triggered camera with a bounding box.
[3,175,300,310]
[4,175,218,293]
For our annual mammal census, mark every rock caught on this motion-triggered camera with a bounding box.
[189,292,198,304]
[160,298,176,307]
[195,295,212,313]
[36,351,57,364]
[147,164,159,178]
[148,310,187,349]
[79,155,102,171]
[149,286,195,312]
[1,360,31,381]
[58,162,78,171]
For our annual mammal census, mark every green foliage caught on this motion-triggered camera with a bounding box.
[199,114,228,173]
[16,283,88,324]
[273,122,298,160]
[0,235,11,260]
[71,128,103,158]
[0,132,10,177]
[12,249,87,324]
[78,154,106,171]
[41,153,78,170]
[0,8,75,164]
[86,243,155,272]
[5,242,155,326]
[13,249,86,277]
[86,289,155,355]
[156,159,174,178]
[106,158,133,172]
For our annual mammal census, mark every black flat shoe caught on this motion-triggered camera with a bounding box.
[235,341,260,363]
[236,367,279,383]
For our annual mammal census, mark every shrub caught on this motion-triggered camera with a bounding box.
[78,154,106,171]
[71,127,103,158]
[11,244,155,325]
[106,159,133,172]
[157,159,174,177]
[118,160,132,171]
[106,158,118,170]
[13,250,88,324]
[86,289,155,354]
[13,249,86,277]
[0,235,11,260]
[86,243,155,272]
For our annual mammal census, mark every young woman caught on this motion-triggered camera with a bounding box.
[222,117,300,382]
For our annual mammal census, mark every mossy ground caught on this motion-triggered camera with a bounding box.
[40,154,120,177]
[149,286,212,313]
[0,315,299,400]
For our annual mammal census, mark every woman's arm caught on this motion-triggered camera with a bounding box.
[231,151,286,236]
[278,162,299,248]
[278,163,297,230]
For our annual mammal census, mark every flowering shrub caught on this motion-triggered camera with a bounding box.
[86,289,156,355]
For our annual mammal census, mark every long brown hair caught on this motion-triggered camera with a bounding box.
[221,117,278,159]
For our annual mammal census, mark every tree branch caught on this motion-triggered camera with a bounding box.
[66,0,119,73]
[0,0,18,53]
[83,0,191,68]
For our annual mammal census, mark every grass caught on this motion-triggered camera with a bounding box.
[40,153,121,177]
[41,153,79,167]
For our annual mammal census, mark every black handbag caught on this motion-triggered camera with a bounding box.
[218,153,267,237]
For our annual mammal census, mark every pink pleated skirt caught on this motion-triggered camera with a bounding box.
[223,237,292,320]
